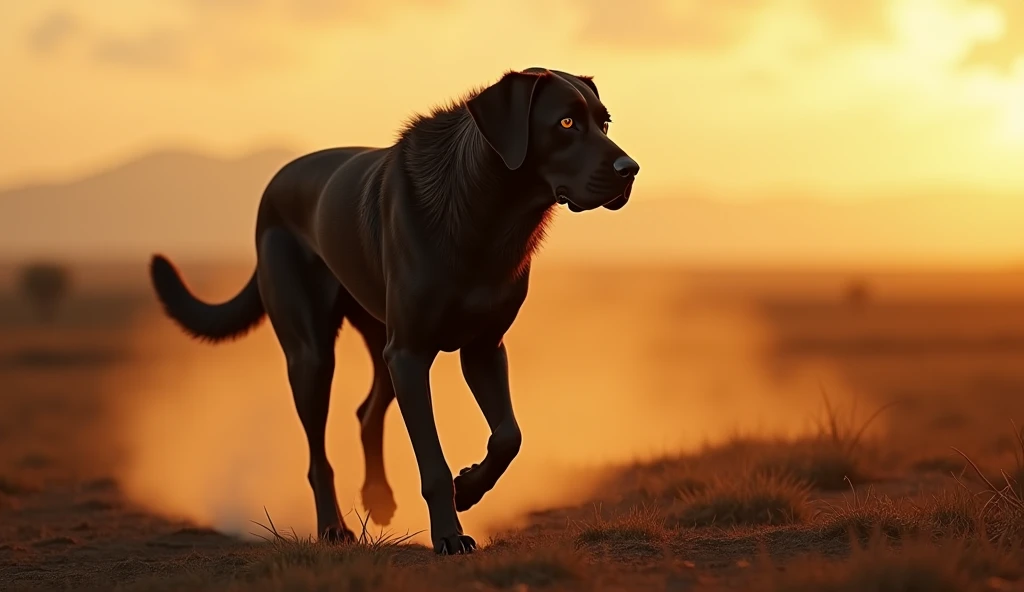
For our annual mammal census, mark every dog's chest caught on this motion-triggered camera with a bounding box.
[459,283,510,314]
[433,282,524,352]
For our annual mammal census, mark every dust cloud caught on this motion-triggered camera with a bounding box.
[105,267,855,546]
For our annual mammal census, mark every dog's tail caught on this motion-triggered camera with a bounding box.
[149,254,265,343]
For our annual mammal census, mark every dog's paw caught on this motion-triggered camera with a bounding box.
[361,482,397,526]
[320,524,357,544]
[454,464,486,512]
[434,534,476,555]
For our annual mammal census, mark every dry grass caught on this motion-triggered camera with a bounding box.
[0,475,38,496]
[109,519,589,592]
[818,491,930,542]
[706,534,1024,592]
[458,545,587,589]
[250,507,421,551]
[572,505,667,557]
[233,549,408,592]
[113,550,414,592]
[616,458,708,504]
[608,391,887,511]
[109,510,426,592]
[754,443,868,492]
[111,544,592,592]
[911,455,968,476]
[950,424,1024,544]
[754,391,893,491]
[669,471,811,527]
[816,485,990,544]
[922,489,984,537]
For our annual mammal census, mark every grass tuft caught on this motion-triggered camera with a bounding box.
[951,422,1024,542]
[818,485,991,544]
[670,471,811,528]
[755,445,866,492]
[817,490,925,542]
[250,506,420,551]
[924,489,982,537]
[239,506,423,583]
[573,505,666,556]
[754,389,895,491]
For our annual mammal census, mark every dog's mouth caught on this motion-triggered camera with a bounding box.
[602,182,632,211]
[556,183,631,213]
[558,193,587,213]
[557,195,587,213]
[555,189,584,212]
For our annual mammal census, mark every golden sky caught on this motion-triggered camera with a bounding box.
[2,0,1024,201]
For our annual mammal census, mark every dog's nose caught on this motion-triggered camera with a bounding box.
[613,156,640,178]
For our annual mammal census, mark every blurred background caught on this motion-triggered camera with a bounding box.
[2,0,1024,546]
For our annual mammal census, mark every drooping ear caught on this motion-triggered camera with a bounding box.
[466,71,544,171]
[576,75,599,99]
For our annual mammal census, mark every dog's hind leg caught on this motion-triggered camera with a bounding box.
[347,307,398,526]
[257,227,355,543]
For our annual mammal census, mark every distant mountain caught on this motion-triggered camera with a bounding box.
[0,147,296,261]
[1,147,1021,268]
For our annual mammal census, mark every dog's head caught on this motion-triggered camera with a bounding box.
[466,67,639,212]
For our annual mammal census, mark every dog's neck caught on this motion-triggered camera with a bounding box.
[399,105,555,280]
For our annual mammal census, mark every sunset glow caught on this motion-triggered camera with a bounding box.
[2,0,1024,265]
[1,0,1022,194]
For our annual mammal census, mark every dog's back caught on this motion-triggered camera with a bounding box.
[256,146,384,243]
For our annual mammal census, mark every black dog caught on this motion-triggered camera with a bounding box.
[149,67,639,555]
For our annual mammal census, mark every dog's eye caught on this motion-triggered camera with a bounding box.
[559,117,573,129]
[601,121,610,134]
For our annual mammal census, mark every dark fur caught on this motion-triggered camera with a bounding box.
[150,67,638,555]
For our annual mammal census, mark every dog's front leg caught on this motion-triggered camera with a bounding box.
[383,345,476,555]
[454,340,522,512]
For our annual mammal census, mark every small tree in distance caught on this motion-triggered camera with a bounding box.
[843,277,872,311]
[18,261,72,322]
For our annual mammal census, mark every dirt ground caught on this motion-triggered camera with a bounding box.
[4,262,1024,591]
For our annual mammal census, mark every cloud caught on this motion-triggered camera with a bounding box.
[26,11,82,55]
[174,0,455,27]
[571,0,771,52]
[92,29,187,70]
[569,0,897,52]
[567,0,1023,83]
[962,0,1024,71]
[808,0,892,41]
[285,0,452,25]
[23,9,289,75]
[24,0,459,75]
[570,0,898,53]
